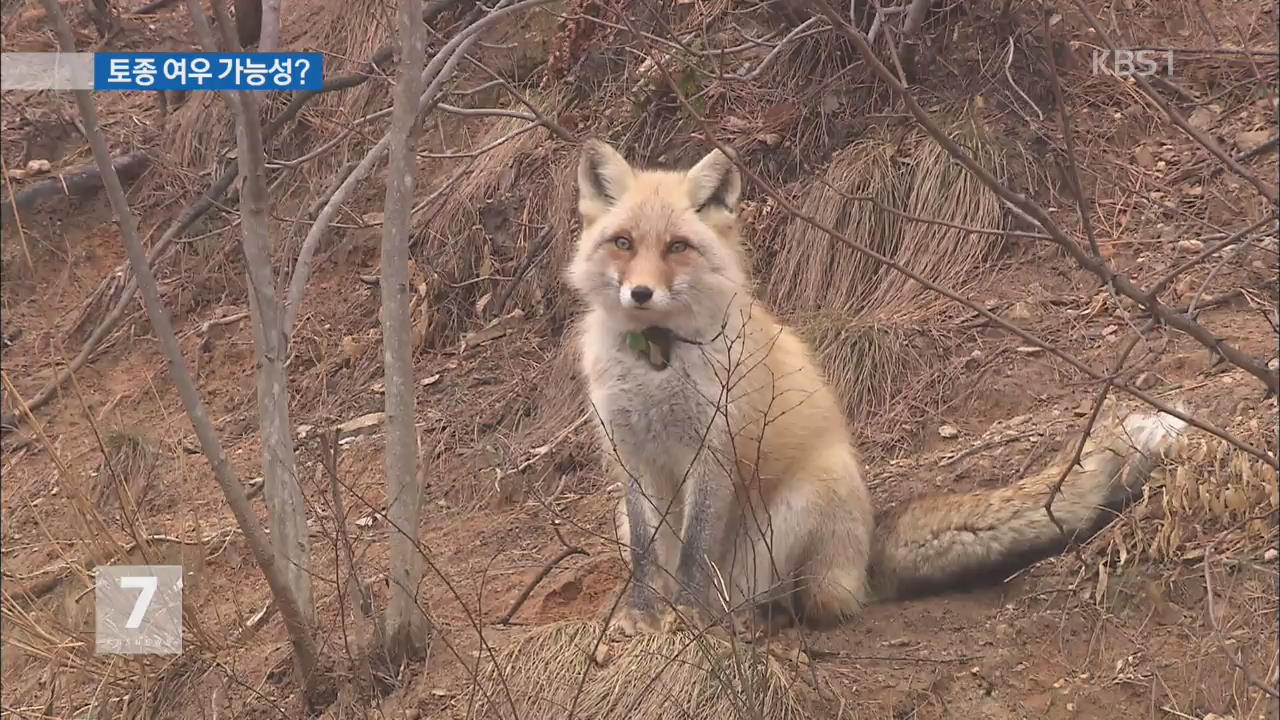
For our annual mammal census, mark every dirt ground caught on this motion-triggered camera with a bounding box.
[1,0,1278,718]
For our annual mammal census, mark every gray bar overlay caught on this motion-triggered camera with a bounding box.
[1,52,95,90]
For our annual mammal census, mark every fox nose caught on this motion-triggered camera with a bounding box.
[630,286,654,305]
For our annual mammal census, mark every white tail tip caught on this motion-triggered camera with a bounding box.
[1120,402,1190,457]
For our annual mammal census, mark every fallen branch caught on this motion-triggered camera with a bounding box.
[0,151,150,228]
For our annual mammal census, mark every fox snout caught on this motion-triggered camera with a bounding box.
[619,279,669,309]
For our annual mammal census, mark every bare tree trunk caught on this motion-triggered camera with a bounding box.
[185,0,313,625]
[379,0,430,667]
[38,0,323,700]
[258,0,280,50]
[232,0,261,47]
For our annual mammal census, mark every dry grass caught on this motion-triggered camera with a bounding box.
[766,111,1006,320]
[759,111,1006,448]
[763,138,905,315]
[408,93,568,348]
[91,427,159,523]
[797,313,968,452]
[470,620,812,720]
[1102,412,1280,567]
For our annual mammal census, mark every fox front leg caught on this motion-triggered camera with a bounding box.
[607,484,669,636]
[664,467,734,633]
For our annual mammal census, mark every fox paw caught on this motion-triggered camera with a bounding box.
[659,602,728,639]
[604,604,662,638]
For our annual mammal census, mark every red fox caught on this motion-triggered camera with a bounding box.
[566,139,1189,637]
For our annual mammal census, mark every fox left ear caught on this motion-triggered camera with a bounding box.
[578,139,634,226]
[685,147,741,214]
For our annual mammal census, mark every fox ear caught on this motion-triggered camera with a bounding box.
[578,139,633,225]
[685,147,741,214]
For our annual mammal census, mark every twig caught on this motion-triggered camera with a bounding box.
[1203,548,1280,699]
[496,542,588,625]
[1043,320,1154,535]
[1128,46,1280,58]
[739,16,825,80]
[1070,0,1278,206]
[488,227,552,320]
[1043,11,1098,256]
[938,429,1041,468]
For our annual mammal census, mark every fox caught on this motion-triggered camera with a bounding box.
[565,138,1190,637]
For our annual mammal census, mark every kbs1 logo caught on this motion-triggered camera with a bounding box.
[1090,48,1175,78]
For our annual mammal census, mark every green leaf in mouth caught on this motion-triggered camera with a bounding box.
[625,331,649,355]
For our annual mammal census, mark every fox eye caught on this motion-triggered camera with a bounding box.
[668,240,689,254]
[612,236,633,251]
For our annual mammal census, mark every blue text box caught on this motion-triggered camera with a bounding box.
[93,52,323,91]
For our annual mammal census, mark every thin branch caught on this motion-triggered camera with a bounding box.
[808,0,1279,399]
[1044,320,1155,536]
[1070,0,1278,206]
[496,542,588,625]
[630,3,1277,468]
[1043,10,1098,257]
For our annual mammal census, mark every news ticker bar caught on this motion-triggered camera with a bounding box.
[1,52,324,91]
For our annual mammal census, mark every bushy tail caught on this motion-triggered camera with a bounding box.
[869,403,1189,601]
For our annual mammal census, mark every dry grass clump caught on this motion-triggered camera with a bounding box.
[764,138,905,314]
[765,111,1006,322]
[91,427,159,522]
[409,92,568,348]
[798,313,965,452]
[759,111,1005,446]
[470,620,812,720]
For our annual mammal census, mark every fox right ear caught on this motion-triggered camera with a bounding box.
[578,139,633,225]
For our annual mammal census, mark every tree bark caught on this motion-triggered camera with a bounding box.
[258,0,280,50]
[379,0,430,667]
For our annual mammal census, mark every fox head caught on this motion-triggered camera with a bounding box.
[566,139,747,327]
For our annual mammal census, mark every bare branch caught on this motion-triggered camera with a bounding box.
[808,0,1279,400]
